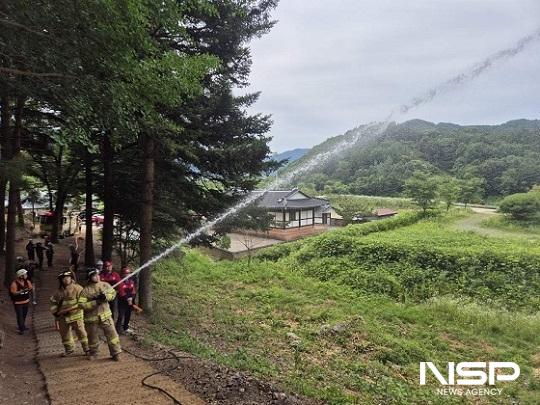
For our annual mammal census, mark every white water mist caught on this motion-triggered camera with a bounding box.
[113,28,540,288]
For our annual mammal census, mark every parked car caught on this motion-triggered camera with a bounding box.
[78,209,102,220]
[92,214,105,225]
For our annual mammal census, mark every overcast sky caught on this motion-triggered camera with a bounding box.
[242,1,540,152]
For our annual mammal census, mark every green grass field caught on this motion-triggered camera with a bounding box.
[149,210,540,404]
[481,215,540,238]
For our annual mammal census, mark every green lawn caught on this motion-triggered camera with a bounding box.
[480,215,540,238]
[149,211,540,404]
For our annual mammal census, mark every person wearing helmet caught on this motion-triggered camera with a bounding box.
[9,269,33,334]
[49,270,89,357]
[80,268,122,361]
[116,266,136,335]
[99,260,120,320]
[96,260,104,272]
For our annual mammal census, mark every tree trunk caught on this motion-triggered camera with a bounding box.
[16,189,24,227]
[5,181,18,285]
[31,200,36,228]
[84,151,95,266]
[47,189,53,211]
[4,97,23,285]
[101,134,114,261]
[52,192,66,242]
[0,178,6,255]
[138,133,155,312]
[0,96,10,256]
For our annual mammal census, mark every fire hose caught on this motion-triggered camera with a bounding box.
[100,334,191,405]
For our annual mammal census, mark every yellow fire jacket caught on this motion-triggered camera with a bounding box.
[79,281,116,323]
[50,283,86,323]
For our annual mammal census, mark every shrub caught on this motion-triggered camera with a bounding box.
[499,192,540,220]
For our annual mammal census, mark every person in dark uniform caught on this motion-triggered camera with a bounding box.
[116,266,137,334]
[35,242,46,269]
[69,244,80,272]
[45,240,54,267]
[26,240,35,261]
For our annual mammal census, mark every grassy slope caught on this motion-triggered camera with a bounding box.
[480,215,540,238]
[150,212,540,404]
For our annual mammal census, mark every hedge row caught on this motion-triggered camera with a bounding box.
[256,212,423,262]
[295,235,540,310]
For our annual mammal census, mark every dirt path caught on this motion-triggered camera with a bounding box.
[0,232,49,405]
[2,227,321,405]
[1,230,204,405]
[0,288,49,404]
[32,237,205,405]
[452,209,540,239]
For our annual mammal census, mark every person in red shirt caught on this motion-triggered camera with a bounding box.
[9,269,34,334]
[99,261,120,320]
[116,266,137,334]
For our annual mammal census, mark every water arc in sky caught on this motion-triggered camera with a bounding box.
[113,28,540,288]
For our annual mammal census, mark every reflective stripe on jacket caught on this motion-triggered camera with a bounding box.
[49,283,85,323]
[80,281,116,323]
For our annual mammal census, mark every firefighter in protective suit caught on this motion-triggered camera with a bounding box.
[50,270,90,356]
[80,268,122,361]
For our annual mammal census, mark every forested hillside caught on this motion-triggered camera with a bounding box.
[291,119,540,198]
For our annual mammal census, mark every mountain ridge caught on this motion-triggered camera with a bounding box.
[280,118,540,198]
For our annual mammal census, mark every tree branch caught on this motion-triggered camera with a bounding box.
[0,66,74,79]
[0,17,48,37]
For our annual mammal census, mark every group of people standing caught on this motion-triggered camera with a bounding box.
[8,238,138,361]
[25,237,55,269]
[49,260,137,361]
[94,260,138,336]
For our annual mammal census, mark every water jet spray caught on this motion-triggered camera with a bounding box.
[112,28,540,289]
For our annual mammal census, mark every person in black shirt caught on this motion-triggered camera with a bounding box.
[35,242,45,269]
[26,240,35,261]
[45,241,54,267]
[68,244,80,271]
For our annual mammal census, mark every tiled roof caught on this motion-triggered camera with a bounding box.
[375,208,398,217]
[250,189,329,210]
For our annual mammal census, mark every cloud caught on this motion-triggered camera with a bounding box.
[242,0,540,151]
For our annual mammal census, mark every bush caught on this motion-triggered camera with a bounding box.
[256,212,423,262]
[267,219,540,310]
[499,192,540,220]
[255,240,301,261]
[342,211,423,237]
[258,211,540,310]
